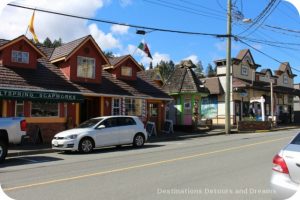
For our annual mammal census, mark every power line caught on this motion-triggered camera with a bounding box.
[143,0,226,21]
[237,0,278,36]
[7,3,226,37]
[238,37,300,51]
[238,38,300,73]
[243,0,280,37]
[265,24,300,34]
[178,0,226,15]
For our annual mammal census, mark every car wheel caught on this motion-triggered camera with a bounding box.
[0,141,8,163]
[133,134,145,147]
[79,138,94,153]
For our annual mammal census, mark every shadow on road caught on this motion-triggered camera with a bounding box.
[1,156,63,168]
[57,144,165,156]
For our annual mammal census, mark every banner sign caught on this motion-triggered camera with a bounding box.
[0,89,84,102]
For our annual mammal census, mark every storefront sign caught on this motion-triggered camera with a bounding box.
[0,89,84,102]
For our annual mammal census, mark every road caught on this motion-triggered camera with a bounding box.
[0,129,298,200]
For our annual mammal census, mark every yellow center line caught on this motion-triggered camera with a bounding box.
[4,136,291,192]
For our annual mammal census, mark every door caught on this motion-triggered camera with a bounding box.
[0,100,2,117]
[95,117,120,147]
[80,98,100,123]
[148,103,159,132]
[234,101,241,125]
[118,117,136,144]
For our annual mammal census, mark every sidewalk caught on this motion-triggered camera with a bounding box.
[7,124,300,158]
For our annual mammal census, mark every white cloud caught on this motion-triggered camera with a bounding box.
[120,0,132,7]
[110,24,129,35]
[183,54,199,64]
[89,23,121,50]
[215,41,240,51]
[140,52,170,67]
[0,0,109,42]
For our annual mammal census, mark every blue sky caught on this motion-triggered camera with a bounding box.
[1,0,300,82]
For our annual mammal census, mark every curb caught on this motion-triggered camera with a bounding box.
[7,149,56,158]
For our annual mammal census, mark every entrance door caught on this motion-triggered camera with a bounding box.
[80,98,100,123]
[234,101,241,125]
[148,103,159,132]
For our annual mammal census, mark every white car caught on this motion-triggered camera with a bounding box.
[52,116,147,153]
[270,132,300,200]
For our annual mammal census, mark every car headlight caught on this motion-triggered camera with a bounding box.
[65,134,78,140]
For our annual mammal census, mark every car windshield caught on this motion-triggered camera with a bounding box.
[291,133,300,145]
[78,118,104,128]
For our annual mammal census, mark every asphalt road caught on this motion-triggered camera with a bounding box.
[0,129,298,200]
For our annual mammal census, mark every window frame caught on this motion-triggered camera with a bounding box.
[15,100,24,117]
[11,50,29,64]
[121,66,132,77]
[283,75,288,84]
[77,56,96,79]
[30,102,59,117]
[112,98,121,115]
[241,65,248,76]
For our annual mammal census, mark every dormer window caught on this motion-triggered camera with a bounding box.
[77,56,95,79]
[283,75,288,84]
[241,65,248,76]
[12,50,29,64]
[121,66,132,77]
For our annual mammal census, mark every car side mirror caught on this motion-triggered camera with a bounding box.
[97,125,106,129]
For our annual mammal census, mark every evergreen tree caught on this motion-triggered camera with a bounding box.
[104,51,114,58]
[149,62,153,69]
[43,37,52,47]
[206,63,216,77]
[42,37,62,48]
[193,61,205,78]
[156,60,175,82]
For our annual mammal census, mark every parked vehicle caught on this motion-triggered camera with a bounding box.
[0,117,27,163]
[52,116,147,153]
[270,132,300,200]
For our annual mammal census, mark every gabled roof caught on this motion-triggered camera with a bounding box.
[144,68,163,81]
[236,49,261,68]
[49,35,110,65]
[275,62,297,78]
[0,57,171,100]
[201,77,224,95]
[0,35,47,58]
[257,68,276,78]
[162,60,209,94]
[104,55,144,71]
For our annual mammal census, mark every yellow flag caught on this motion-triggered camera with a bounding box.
[29,11,39,43]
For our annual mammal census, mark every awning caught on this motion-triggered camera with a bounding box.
[0,89,84,102]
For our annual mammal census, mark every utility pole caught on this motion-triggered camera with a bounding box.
[225,0,232,135]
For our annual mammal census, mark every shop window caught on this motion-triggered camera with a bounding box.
[112,98,121,115]
[31,102,59,117]
[77,56,95,79]
[12,50,29,64]
[149,103,158,117]
[241,65,248,76]
[125,98,142,116]
[121,66,132,77]
[15,100,24,117]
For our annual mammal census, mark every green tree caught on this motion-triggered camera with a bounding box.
[42,37,62,48]
[149,62,153,69]
[156,60,175,82]
[206,63,216,77]
[193,61,205,78]
[104,51,114,58]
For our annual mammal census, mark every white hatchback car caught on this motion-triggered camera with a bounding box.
[52,116,147,153]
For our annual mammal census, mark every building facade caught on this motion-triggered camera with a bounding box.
[206,49,300,125]
[0,35,171,143]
